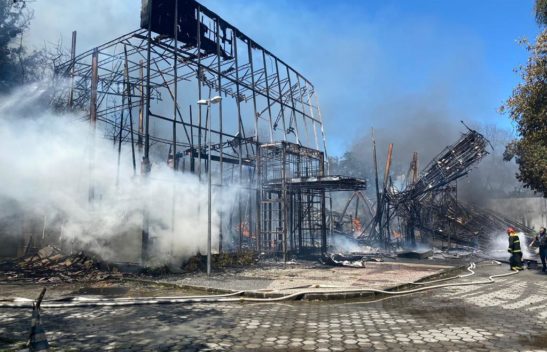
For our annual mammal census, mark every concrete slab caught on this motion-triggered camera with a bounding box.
[161,260,456,297]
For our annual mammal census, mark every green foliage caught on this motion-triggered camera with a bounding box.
[536,0,547,26]
[0,0,28,91]
[0,0,46,93]
[501,30,547,197]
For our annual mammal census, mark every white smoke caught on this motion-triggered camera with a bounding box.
[0,83,239,264]
[329,235,378,253]
[487,231,534,260]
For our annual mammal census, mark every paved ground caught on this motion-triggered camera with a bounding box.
[1,262,546,352]
[166,260,452,294]
[0,280,207,301]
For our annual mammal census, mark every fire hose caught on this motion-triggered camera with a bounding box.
[0,261,519,308]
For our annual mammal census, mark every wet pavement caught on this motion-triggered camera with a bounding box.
[0,262,546,351]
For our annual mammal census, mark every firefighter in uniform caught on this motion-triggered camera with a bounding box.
[507,227,523,271]
[530,227,547,272]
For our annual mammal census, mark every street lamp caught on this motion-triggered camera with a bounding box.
[197,96,222,276]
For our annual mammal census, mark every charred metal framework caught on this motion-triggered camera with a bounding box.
[337,127,535,251]
[360,128,491,248]
[258,142,366,258]
[57,0,365,260]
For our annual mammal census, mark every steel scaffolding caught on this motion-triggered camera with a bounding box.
[55,0,366,261]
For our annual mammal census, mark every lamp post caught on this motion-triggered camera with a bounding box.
[197,96,222,276]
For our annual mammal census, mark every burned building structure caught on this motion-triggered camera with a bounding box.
[4,0,529,264]
[53,0,367,262]
[334,127,536,252]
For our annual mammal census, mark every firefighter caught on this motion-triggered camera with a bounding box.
[530,227,547,272]
[507,227,523,271]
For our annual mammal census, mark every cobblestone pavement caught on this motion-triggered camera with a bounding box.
[1,263,546,351]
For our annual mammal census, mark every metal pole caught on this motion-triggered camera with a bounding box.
[207,102,212,276]
[143,10,152,170]
[138,61,144,153]
[196,5,203,180]
[189,105,195,172]
[329,193,333,240]
[171,0,179,257]
[88,48,98,203]
[321,190,327,255]
[123,45,136,175]
[116,67,125,186]
[141,0,153,265]
[68,30,77,108]
[215,19,223,253]
[281,146,287,262]
[232,29,243,252]
[89,49,98,128]
[172,0,178,171]
[247,39,262,253]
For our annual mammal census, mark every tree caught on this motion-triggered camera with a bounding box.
[0,0,46,93]
[501,1,547,197]
[536,0,547,26]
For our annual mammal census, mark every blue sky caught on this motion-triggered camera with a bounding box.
[28,0,540,157]
[202,0,540,156]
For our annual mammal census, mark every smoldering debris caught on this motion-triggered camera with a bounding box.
[181,251,259,273]
[321,253,385,268]
[396,250,433,260]
[332,126,536,257]
[0,245,122,283]
[0,244,263,284]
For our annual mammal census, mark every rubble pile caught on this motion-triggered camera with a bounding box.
[321,253,385,267]
[0,246,122,283]
[182,251,258,272]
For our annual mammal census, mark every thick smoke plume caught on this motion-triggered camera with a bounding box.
[329,91,523,204]
[0,83,238,264]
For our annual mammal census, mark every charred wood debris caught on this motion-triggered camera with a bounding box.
[0,246,262,283]
[0,246,122,283]
[331,125,535,254]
